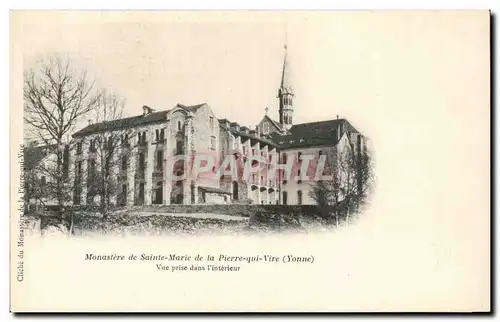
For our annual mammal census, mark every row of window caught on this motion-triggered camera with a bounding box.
[282,95,293,106]
[282,190,302,205]
[75,127,174,155]
[281,150,324,163]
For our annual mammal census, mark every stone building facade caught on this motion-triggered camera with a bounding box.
[66,44,366,206]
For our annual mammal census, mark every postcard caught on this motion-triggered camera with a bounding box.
[10,10,490,312]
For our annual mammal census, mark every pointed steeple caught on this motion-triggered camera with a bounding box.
[278,39,294,131]
[279,43,293,95]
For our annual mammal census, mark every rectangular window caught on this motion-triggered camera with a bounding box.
[121,156,128,171]
[176,138,184,155]
[76,142,82,155]
[139,153,145,171]
[160,129,165,141]
[157,150,163,171]
[209,116,214,132]
[210,136,216,150]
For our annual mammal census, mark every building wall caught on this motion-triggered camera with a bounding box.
[62,104,363,207]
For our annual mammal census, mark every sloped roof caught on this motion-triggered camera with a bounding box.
[229,128,279,148]
[73,111,168,137]
[24,144,56,171]
[262,115,284,132]
[270,119,360,149]
[73,103,206,137]
[176,103,206,113]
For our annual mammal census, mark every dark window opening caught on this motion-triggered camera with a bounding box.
[121,156,128,171]
[176,137,184,155]
[191,184,196,204]
[153,181,163,205]
[138,183,145,205]
[156,150,163,171]
[76,142,83,155]
[139,153,145,172]
[232,181,239,200]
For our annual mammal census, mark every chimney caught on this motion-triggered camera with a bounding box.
[220,119,230,130]
[142,105,153,116]
[230,122,240,132]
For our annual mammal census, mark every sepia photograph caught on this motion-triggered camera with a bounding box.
[10,10,490,312]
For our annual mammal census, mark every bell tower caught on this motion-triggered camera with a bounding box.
[278,42,294,131]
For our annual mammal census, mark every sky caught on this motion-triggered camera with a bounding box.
[18,11,399,135]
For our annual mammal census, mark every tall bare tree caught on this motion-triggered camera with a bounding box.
[24,55,99,209]
[310,134,375,227]
[84,90,132,218]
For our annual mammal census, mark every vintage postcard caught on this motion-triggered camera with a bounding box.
[10,10,490,312]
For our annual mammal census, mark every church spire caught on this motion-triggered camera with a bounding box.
[278,39,294,131]
[280,41,292,94]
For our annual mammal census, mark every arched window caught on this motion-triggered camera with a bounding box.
[177,120,182,131]
[263,122,269,134]
[297,190,303,205]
